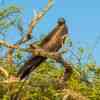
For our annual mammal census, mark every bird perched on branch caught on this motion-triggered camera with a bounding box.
[17,18,69,80]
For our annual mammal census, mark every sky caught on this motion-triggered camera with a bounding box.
[0,0,100,65]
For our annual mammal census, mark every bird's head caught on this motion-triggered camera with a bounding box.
[57,17,66,25]
[57,17,68,36]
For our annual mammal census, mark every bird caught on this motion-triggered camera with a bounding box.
[17,18,69,80]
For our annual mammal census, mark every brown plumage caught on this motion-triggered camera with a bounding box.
[17,18,68,80]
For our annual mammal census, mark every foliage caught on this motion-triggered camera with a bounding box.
[0,5,21,34]
[0,59,100,100]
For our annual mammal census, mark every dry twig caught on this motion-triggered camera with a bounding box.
[4,0,53,64]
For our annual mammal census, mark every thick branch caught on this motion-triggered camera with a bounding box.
[0,40,61,61]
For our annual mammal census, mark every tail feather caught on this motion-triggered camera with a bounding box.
[17,56,46,79]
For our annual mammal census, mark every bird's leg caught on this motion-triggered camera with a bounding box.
[53,55,73,82]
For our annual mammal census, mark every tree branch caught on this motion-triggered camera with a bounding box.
[17,0,53,45]
[0,40,73,82]
[0,40,19,48]
[5,0,53,64]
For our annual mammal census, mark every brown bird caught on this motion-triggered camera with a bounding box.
[17,18,68,80]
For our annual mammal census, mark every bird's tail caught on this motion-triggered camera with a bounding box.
[17,56,46,80]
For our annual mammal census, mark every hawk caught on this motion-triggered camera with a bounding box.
[17,18,68,80]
